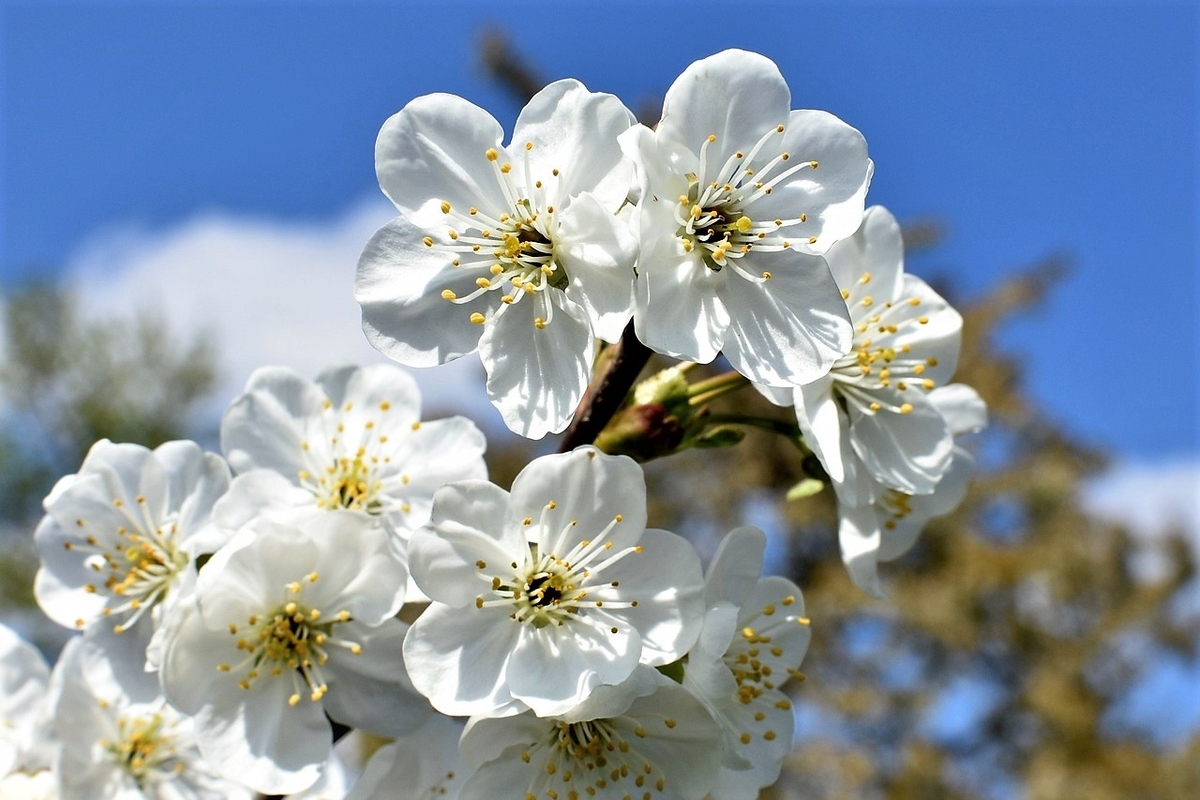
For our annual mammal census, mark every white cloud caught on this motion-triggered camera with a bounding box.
[1083,458,1200,585]
[63,199,502,432]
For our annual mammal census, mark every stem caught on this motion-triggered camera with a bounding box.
[559,322,653,452]
[686,370,749,400]
[702,413,806,447]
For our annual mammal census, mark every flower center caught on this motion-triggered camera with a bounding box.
[217,574,362,707]
[673,126,818,282]
[103,712,178,786]
[516,717,671,797]
[297,397,416,517]
[74,497,189,633]
[430,144,570,331]
[829,270,942,417]
[879,490,914,530]
[473,503,643,631]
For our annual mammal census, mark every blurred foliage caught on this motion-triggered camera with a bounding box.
[480,36,1200,799]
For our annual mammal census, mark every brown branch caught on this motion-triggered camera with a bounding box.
[558,322,653,452]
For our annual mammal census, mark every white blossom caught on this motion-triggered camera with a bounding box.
[159,514,427,795]
[33,440,230,648]
[759,206,986,593]
[619,49,871,387]
[458,667,721,800]
[683,527,811,799]
[403,446,706,719]
[216,363,486,600]
[357,80,638,438]
[49,635,249,800]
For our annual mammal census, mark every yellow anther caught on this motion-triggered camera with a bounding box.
[440,289,456,300]
[440,200,451,213]
[422,236,433,247]
[485,148,498,161]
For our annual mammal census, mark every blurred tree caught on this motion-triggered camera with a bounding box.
[479,35,1200,799]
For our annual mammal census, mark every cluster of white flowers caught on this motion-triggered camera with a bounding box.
[3,48,984,799]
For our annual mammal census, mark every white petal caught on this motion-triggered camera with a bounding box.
[316,362,422,418]
[556,191,637,343]
[755,109,871,254]
[221,366,321,475]
[321,621,430,738]
[705,526,766,608]
[929,384,988,435]
[193,679,328,795]
[838,502,886,598]
[633,214,731,363]
[658,50,790,174]
[878,447,976,562]
[847,392,954,495]
[374,92,508,227]
[825,205,904,299]
[212,470,314,534]
[402,602,523,717]
[513,78,636,209]
[506,619,640,717]
[718,250,852,386]
[601,527,705,665]
[410,501,522,608]
[794,375,847,486]
[357,216,491,367]
[891,273,964,382]
[508,447,647,554]
[479,289,593,439]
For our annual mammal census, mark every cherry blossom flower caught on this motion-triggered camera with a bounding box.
[619,49,871,387]
[781,206,965,501]
[216,364,487,600]
[403,446,706,718]
[458,666,721,800]
[683,527,811,799]
[159,514,427,795]
[758,206,986,594]
[49,635,250,800]
[33,440,230,644]
[357,80,638,438]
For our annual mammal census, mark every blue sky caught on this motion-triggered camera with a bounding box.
[1,0,1196,459]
